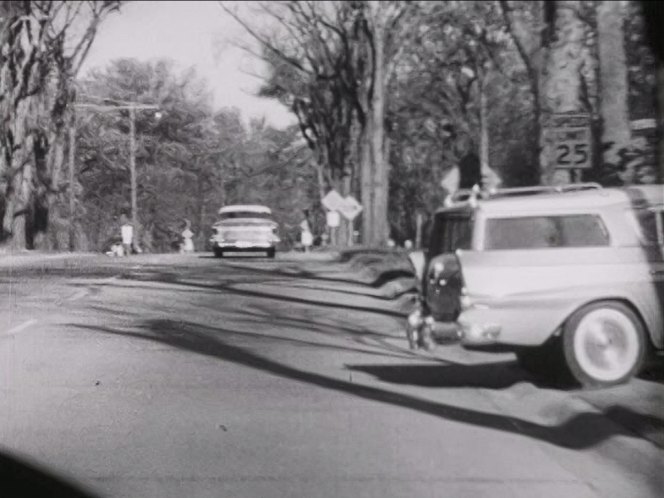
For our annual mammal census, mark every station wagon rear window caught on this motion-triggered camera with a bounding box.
[428,213,473,256]
[484,215,610,250]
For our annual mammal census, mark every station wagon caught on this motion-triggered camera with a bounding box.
[407,183,664,387]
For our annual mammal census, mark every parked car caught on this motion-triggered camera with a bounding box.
[210,205,280,258]
[407,183,664,387]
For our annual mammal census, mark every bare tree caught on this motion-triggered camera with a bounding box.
[0,1,121,249]
[221,0,417,246]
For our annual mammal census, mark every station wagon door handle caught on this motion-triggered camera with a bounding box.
[651,269,664,276]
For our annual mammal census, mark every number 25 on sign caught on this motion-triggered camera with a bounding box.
[552,127,592,170]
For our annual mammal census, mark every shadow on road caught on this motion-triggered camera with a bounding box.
[70,318,425,363]
[72,317,663,457]
[345,361,537,390]
[640,363,664,385]
[222,262,415,289]
[208,253,415,289]
[117,270,410,318]
[0,450,99,498]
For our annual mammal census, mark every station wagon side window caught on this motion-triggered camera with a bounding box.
[484,214,610,250]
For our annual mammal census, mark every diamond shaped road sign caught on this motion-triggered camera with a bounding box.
[321,190,346,212]
[321,190,363,221]
[338,195,363,221]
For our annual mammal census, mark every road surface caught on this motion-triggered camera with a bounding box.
[1,253,663,497]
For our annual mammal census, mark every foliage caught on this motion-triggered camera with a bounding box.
[74,58,314,252]
[386,0,539,241]
[222,0,418,246]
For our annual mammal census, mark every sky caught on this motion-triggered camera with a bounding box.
[80,1,295,129]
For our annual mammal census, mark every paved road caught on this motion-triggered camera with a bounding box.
[1,253,663,498]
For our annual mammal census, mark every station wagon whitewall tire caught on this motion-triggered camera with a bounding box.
[562,302,646,387]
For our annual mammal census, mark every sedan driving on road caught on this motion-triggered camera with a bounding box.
[210,204,280,258]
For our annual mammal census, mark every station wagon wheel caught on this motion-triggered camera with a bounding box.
[562,302,646,388]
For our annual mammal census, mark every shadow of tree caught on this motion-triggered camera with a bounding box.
[116,269,410,318]
[258,278,417,301]
[345,362,538,390]
[216,258,415,289]
[69,319,426,363]
[0,450,99,498]
[71,317,663,454]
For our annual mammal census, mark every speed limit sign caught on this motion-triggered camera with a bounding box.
[546,113,592,170]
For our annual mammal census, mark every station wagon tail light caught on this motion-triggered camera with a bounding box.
[460,286,472,310]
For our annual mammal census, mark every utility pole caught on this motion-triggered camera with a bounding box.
[68,113,76,251]
[73,101,160,253]
[129,106,138,247]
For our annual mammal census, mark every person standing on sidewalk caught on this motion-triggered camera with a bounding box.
[121,218,134,257]
[181,219,195,253]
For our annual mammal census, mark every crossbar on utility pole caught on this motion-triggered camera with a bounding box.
[74,103,160,111]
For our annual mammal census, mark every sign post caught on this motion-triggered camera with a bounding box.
[545,113,593,182]
[338,195,363,222]
[326,211,340,228]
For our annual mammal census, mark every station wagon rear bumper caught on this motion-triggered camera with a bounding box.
[457,316,502,345]
[408,310,502,347]
[407,309,462,347]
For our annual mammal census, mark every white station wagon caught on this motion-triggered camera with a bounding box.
[408,183,664,387]
[210,205,280,258]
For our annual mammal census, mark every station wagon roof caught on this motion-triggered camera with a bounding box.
[435,185,663,216]
[218,205,272,215]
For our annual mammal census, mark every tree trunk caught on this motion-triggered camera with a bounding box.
[196,174,206,250]
[540,0,590,185]
[658,65,664,181]
[360,122,374,246]
[337,173,352,247]
[69,120,76,251]
[370,18,389,247]
[597,0,631,177]
[478,67,500,189]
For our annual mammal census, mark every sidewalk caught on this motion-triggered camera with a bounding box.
[0,251,99,269]
[0,249,417,303]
